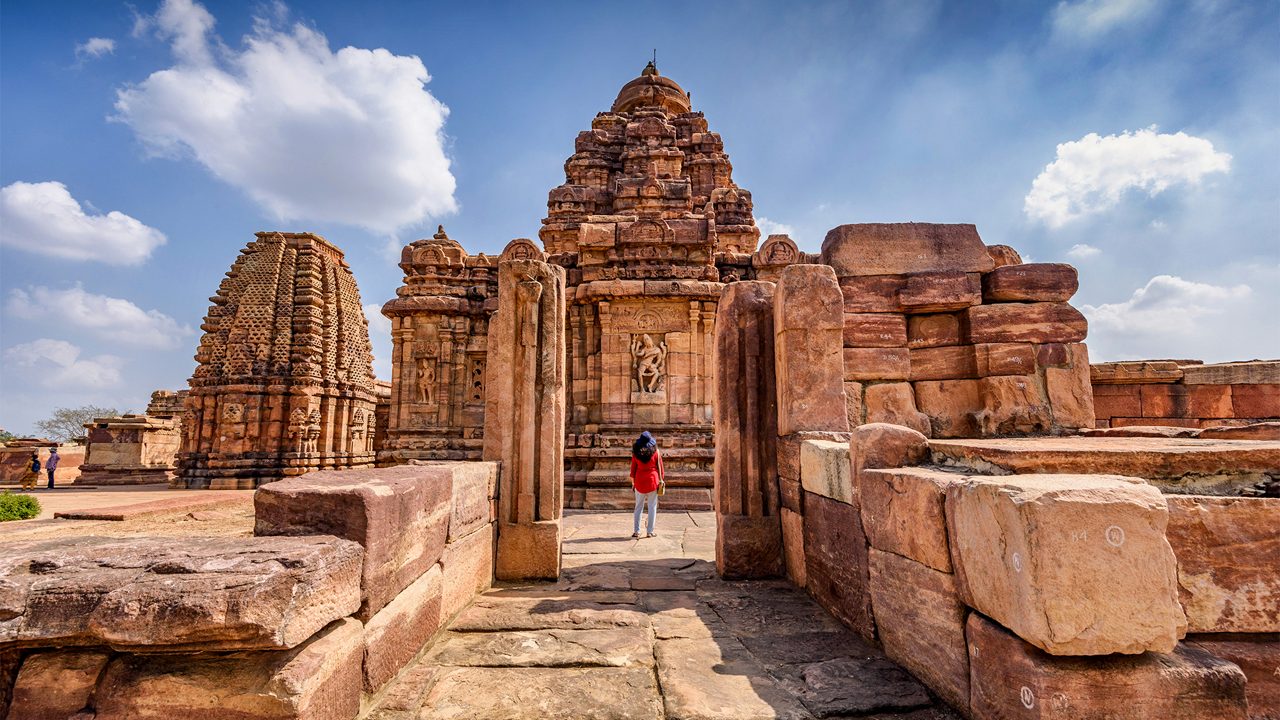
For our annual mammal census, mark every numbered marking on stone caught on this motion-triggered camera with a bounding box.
[1020,686,1035,709]
[1105,525,1126,547]
[1011,552,1023,572]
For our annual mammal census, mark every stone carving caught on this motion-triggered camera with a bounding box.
[483,258,566,580]
[177,232,378,488]
[631,334,668,393]
[415,355,435,404]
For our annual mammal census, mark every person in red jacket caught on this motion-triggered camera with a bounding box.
[629,431,663,538]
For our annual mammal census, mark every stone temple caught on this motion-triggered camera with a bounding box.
[176,231,380,488]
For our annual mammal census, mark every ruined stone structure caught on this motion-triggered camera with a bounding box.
[1092,359,1279,430]
[177,232,379,489]
[77,390,188,485]
[384,64,794,509]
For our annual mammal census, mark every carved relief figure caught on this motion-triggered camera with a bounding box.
[289,408,307,453]
[415,356,436,403]
[631,334,668,393]
[304,409,321,454]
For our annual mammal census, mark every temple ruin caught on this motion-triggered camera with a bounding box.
[176,232,380,489]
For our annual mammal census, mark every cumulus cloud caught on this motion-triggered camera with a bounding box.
[1025,127,1231,228]
[7,285,194,350]
[75,37,117,60]
[1051,0,1159,41]
[1066,243,1101,259]
[4,339,124,389]
[757,216,796,239]
[114,0,456,234]
[0,181,167,265]
[363,303,391,338]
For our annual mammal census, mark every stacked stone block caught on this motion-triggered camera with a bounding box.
[2,462,498,720]
[1091,359,1280,430]
[823,223,1094,439]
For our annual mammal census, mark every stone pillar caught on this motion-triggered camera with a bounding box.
[713,281,782,579]
[483,258,567,580]
[774,264,850,436]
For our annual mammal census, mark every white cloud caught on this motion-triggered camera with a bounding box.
[1025,127,1231,228]
[4,339,124,389]
[114,0,456,234]
[1082,274,1255,360]
[363,302,391,338]
[1066,243,1101,259]
[75,37,117,60]
[7,285,194,350]
[1051,0,1159,41]
[0,181,167,265]
[757,216,795,238]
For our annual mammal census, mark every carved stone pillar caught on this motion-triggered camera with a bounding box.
[483,257,567,580]
[713,281,782,578]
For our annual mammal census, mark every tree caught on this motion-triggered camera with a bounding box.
[34,406,123,444]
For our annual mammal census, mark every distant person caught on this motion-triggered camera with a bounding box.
[22,453,40,491]
[629,431,664,538]
[45,448,59,489]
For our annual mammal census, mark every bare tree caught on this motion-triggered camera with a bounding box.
[34,406,123,444]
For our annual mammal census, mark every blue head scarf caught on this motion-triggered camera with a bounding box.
[632,431,657,460]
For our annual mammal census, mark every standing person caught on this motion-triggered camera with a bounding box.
[45,448,59,489]
[22,453,40,491]
[629,431,664,538]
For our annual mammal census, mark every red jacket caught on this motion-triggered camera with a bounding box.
[630,452,664,494]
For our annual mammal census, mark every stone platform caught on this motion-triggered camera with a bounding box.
[364,512,960,720]
[929,436,1280,496]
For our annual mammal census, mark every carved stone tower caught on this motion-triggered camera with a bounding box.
[177,232,379,488]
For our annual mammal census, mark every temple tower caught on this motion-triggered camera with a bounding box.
[177,232,379,488]
[541,63,765,509]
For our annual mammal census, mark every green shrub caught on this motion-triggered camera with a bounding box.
[0,492,41,521]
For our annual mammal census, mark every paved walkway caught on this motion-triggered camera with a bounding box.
[367,511,959,720]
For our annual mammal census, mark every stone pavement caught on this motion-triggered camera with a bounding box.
[366,511,960,720]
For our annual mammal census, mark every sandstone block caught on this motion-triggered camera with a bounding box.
[820,223,995,277]
[907,312,964,348]
[839,275,906,313]
[777,430,849,485]
[946,474,1186,655]
[1046,354,1095,430]
[1035,342,1070,367]
[899,271,982,312]
[776,265,850,435]
[1091,384,1142,420]
[844,381,864,428]
[1091,360,1184,384]
[1199,422,1280,440]
[913,379,982,437]
[0,536,361,651]
[967,302,1088,344]
[442,461,496,541]
[967,614,1247,720]
[364,565,443,693]
[422,666,660,720]
[975,342,1036,377]
[987,244,1023,267]
[496,520,561,581]
[842,312,907,347]
[255,465,452,620]
[1181,361,1280,385]
[803,492,875,643]
[1187,634,1280,720]
[977,375,1052,435]
[849,422,930,484]
[781,507,806,588]
[1166,495,1279,633]
[799,439,852,504]
[982,262,1079,302]
[440,523,494,621]
[10,650,109,720]
[1141,384,1234,419]
[869,549,969,712]
[1231,384,1280,418]
[860,467,966,572]
[863,382,931,435]
[716,514,784,580]
[843,347,910,381]
[93,618,364,720]
[910,345,977,381]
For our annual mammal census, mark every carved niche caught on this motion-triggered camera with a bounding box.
[630,333,668,393]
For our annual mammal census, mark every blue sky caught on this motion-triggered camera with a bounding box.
[2,0,1278,435]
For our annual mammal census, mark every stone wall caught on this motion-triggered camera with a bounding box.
[824,224,1095,438]
[0,443,83,486]
[1092,359,1279,430]
[1,462,497,719]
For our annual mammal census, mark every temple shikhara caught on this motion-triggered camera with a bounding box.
[4,64,1277,720]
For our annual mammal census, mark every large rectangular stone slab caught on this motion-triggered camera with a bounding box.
[843,312,907,347]
[1165,495,1279,633]
[868,549,969,712]
[428,627,653,668]
[93,617,364,720]
[966,302,1088,344]
[0,535,361,651]
[799,438,852,504]
[967,614,1247,720]
[820,223,995,277]
[775,265,850,436]
[255,465,452,620]
[945,474,1186,656]
[440,523,495,621]
[898,271,982,312]
[440,461,497,541]
[716,514,783,580]
[655,636,811,720]
[1187,633,1280,720]
[860,467,967,572]
[803,491,876,643]
[10,650,110,720]
[363,565,443,693]
[982,263,1079,302]
[421,666,661,720]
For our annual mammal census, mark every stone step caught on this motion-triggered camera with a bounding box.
[928,436,1280,495]
[574,487,712,511]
